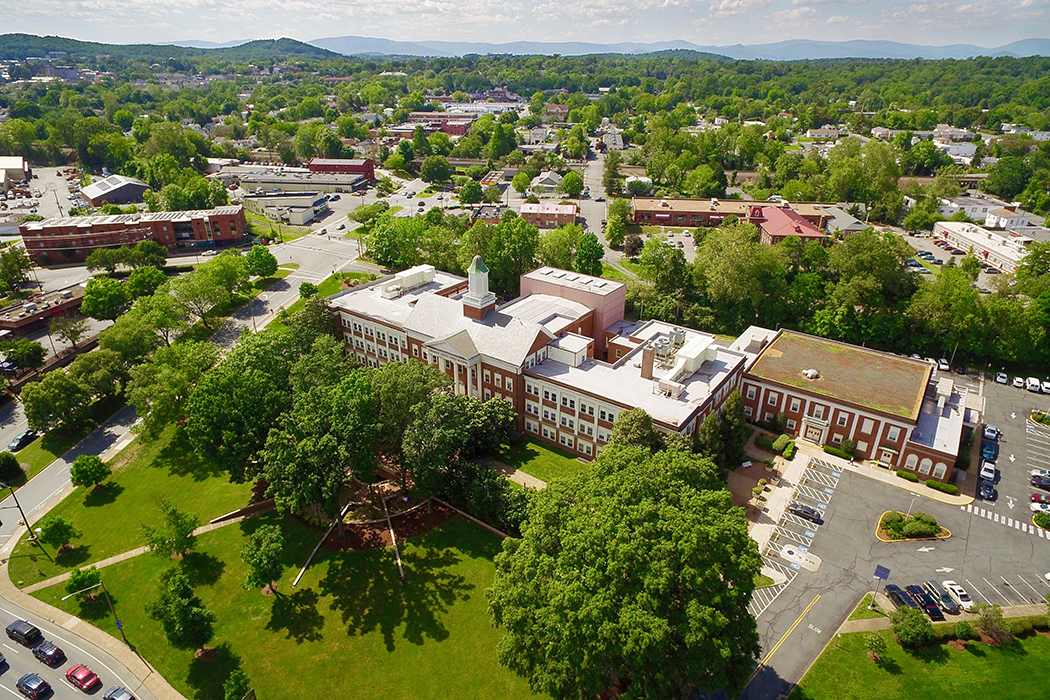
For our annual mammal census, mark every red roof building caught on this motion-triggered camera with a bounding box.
[751,205,828,245]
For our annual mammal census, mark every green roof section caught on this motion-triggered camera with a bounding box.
[748,331,931,420]
[467,255,489,275]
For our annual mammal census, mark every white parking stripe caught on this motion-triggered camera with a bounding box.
[0,683,22,698]
[1018,575,1043,599]
[1,643,18,654]
[983,577,1012,604]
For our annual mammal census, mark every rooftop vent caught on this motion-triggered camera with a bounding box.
[801,369,820,380]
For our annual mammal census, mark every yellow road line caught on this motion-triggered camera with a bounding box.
[745,593,821,688]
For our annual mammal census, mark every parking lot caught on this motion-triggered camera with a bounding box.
[903,233,1001,291]
[979,375,1050,511]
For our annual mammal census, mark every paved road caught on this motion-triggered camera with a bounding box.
[740,455,1050,700]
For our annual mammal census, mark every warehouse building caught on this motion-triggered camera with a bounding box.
[81,175,150,207]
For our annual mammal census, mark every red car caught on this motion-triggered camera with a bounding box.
[1033,493,1050,504]
[66,664,101,692]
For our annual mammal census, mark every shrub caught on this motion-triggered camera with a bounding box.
[772,434,791,453]
[823,446,852,459]
[890,607,935,648]
[864,632,888,659]
[758,478,768,486]
[931,622,957,643]
[1033,410,1050,427]
[925,479,959,495]
[955,620,975,640]
[896,470,919,482]
[840,438,857,456]
[881,511,906,539]
[0,451,23,482]
[902,520,939,538]
[1035,512,1050,530]
[755,435,775,451]
[782,441,797,460]
[974,603,1012,645]
[881,511,903,526]
[764,458,776,470]
[912,511,938,527]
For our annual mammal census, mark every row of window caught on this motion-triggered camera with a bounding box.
[526,382,618,424]
[525,421,594,456]
[347,317,407,349]
[749,384,902,442]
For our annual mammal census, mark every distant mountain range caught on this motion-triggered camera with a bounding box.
[307,35,1050,60]
[0,34,340,62]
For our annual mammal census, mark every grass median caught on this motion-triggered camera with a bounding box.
[498,438,589,485]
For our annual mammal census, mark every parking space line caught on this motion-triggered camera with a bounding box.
[983,577,1012,604]
[966,578,992,605]
[1017,575,1043,600]
[1000,576,1028,604]
[1,643,17,654]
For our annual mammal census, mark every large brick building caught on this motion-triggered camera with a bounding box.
[520,202,577,228]
[738,330,980,482]
[19,206,247,264]
[327,263,974,481]
[307,158,376,182]
[631,197,833,230]
[329,261,749,459]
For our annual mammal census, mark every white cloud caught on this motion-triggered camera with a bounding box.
[708,0,776,18]
[773,6,822,21]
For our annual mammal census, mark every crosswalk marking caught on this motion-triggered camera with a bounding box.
[962,503,1049,540]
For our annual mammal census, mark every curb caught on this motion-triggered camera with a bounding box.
[873,511,953,543]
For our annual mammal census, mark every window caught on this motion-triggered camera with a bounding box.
[887,426,900,442]
[583,443,592,456]
[506,378,513,392]
[790,399,801,412]
[422,352,429,362]
[413,346,419,357]
[484,370,491,384]
[861,418,874,434]
[786,419,796,430]
[904,454,918,471]
[812,406,824,420]
[837,414,848,427]
[933,462,947,479]
[744,406,753,417]
[526,383,537,396]
[767,392,779,406]
[746,386,756,400]
[444,359,452,370]
[584,425,593,437]
[526,420,537,433]
[832,434,842,444]
[543,409,552,421]
[856,440,868,453]
[764,412,773,422]
[918,458,932,475]
[544,389,552,401]
[494,374,502,388]
[600,409,608,422]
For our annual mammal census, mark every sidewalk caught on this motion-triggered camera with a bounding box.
[488,459,547,489]
[794,440,974,506]
[837,594,1048,633]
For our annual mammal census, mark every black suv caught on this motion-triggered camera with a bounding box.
[923,580,959,615]
[31,641,64,666]
[16,673,50,699]
[885,584,918,610]
[906,584,945,621]
[6,620,42,646]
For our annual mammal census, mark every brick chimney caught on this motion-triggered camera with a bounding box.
[641,344,655,380]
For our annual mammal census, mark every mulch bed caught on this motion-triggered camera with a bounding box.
[949,639,968,651]
[321,501,455,552]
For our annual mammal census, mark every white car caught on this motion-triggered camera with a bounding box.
[979,461,997,482]
[1013,376,1025,388]
[1043,380,1050,394]
[1032,469,1050,479]
[942,580,974,611]
[995,372,1009,384]
[1028,377,1042,392]
[1032,503,1050,513]
[924,357,937,366]
[938,359,950,371]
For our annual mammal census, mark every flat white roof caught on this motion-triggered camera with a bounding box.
[522,267,625,297]
[934,221,1029,264]
[909,383,966,456]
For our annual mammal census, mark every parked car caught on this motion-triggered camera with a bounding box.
[1013,376,1025,388]
[5,620,42,646]
[103,688,137,700]
[336,223,345,230]
[923,580,959,615]
[937,358,950,371]
[979,461,998,482]
[1031,469,1050,479]
[787,502,821,523]
[885,584,918,610]
[595,196,605,201]
[32,640,64,666]
[1031,503,1050,513]
[980,480,996,500]
[954,365,967,375]
[1032,492,1050,504]
[318,228,326,235]
[1028,377,1042,392]
[16,674,50,699]
[66,664,102,692]
[981,441,999,462]
[982,425,1001,441]
[942,580,975,611]
[417,201,425,207]
[906,584,945,620]
[329,194,340,201]
[7,430,37,452]
[1043,380,1050,394]
[906,259,922,267]
[1031,476,1050,492]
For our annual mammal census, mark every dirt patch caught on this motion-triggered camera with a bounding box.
[262,584,277,596]
[948,639,968,651]
[194,647,217,662]
[322,501,454,552]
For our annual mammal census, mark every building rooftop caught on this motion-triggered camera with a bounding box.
[631,197,832,222]
[909,379,966,456]
[748,331,931,420]
[756,205,827,240]
[23,206,243,230]
[934,221,1030,265]
[520,202,577,215]
[528,320,747,429]
[308,158,372,166]
[81,175,148,200]
[328,265,466,330]
[522,267,625,297]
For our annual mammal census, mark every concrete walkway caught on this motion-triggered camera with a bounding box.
[837,594,1049,633]
[489,459,547,489]
[20,512,266,594]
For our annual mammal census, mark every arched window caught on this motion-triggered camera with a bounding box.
[919,458,933,475]
[933,462,947,479]
[904,454,918,471]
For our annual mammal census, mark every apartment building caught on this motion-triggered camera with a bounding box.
[520,202,577,228]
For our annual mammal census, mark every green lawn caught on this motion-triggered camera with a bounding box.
[791,629,1050,700]
[600,263,631,283]
[847,594,887,621]
[755,574,775,588]
[8,423,253,587]
[13,395,126,483]
[33,514,544,700]
[179,271,292,343]
[244,211,310,243]
[498,438,589,485]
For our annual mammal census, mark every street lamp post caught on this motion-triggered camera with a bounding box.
[0,480,32,539]
[62,580,129,646]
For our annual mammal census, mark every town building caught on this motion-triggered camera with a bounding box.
[631,198,833,231]
[307,158,376,182]
[530,171,563,195]
[932,124,975,141]
[935,194,1009,221]
[19,206,247,264]
[0,284,84,335]
[805,126,841,139]
[752,205,827,245]
[238,170,367,194]
[932,221,1031,273]
[739,330,979,482]
[328,262,749,458]
[520,203,577,229]
[0,155,30,192]
[473,205,507,225]
[80,175,150,207]
[984,206,1029,230]
[242,191,329,226]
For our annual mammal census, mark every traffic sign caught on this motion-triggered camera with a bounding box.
[873,565,890,580]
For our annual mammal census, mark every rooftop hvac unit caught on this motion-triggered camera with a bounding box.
[671,327,686,346]
[802,369,820,380]
[654,338,672,358]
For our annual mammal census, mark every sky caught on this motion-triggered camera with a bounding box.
[0,0,1047,48]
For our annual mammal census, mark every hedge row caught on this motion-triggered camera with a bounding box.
[782,441,797,460]
[931,615,1050,642]
[896,470,919,482]
[823,446,852,460]
[926,479,959,495]
[756,434,796,459]
[755,435,775,451]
